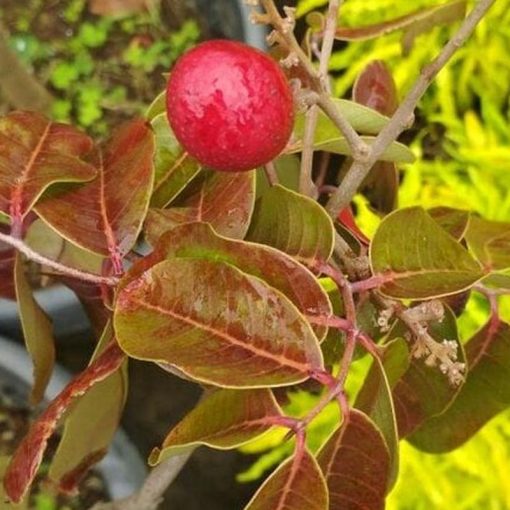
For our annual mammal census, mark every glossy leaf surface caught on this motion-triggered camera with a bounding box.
[410,320,510,452]
[14,254,56,405]
[317,409,390,510]
[145,169,255,243]
[371,207,484,299]
[150,389,281,465]
[244,448,328,510]
[115,258,323,388]
[0,111,95,225]
[36,119,154,272]
[126,222,331,340]
[247,185,335,266]
[150,113,201,208]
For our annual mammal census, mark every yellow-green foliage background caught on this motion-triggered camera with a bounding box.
[240,1,510,508]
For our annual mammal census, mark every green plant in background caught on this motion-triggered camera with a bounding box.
[4,0,199,135]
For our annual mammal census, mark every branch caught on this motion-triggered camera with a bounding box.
[91,449,195,510]
[0,231,118,286]
[325,0,496,218]
[298,0,342,197]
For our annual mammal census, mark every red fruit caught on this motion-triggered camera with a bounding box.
[166,40,294,172]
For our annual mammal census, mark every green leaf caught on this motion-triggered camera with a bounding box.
[429,207,470,241]
[317,409,390,510]
[465,215,510,271]
[247,185,335,266]
[410,320,510,453]
[0,111,96,225]
[145,169,256,243]
[125,222,332,341]
[150,389,281,465]
[14,254,56,405]
[36,119,155,271]
[145,90,166,121]
[288,135,415,164]
[294,98,389,138]
[387,306,466,437]
[150,113,201,208]
[370,207,484,299]
[244,448,328,510]
[114,258,324,388]
[355,342,406,487]
[48,323,128,494]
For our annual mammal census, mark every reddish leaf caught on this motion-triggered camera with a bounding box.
[36,119,155,273]
[49,323,128,493]
[386,307,466,437]
[337,207,369,244]
[124,222,332,341]
[145,169,255,243]
[410,319,510,452]
[353,61,398,117]
[244,448,328,510]
[150,389,281,465]
[114,258,324,388]
[352,61,399,214]
[14,253,56,405]
[317,409,390,510]
[0,111,96,229]
[429,207,470,241]
[335,0,467,45]
[3,342,125,504]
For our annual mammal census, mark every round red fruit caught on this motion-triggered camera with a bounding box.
[166,40,294,172]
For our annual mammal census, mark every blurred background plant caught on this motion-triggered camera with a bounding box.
[238,1,510,509]
[0,0,200,136]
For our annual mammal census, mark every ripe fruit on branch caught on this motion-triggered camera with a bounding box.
[166,40,294,172]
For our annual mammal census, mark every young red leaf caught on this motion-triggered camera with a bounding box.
[353,61,398,117]
[114,258,324,388]
[0,111,96,230]
[48,323,128,494]
[124,222,332,341]
[244,448,328,510]
[247,185,335,267]
[337,207,369,244]
[352,61,399,214]
[35,119,155,273]
[145,169,255,242]
[387,307,466,437]
[317,409,390,510]
[14,253,56,405]
[150,389,281,465]
[3,342,125,504]
[410,319,510,452]
[370,207,484,299]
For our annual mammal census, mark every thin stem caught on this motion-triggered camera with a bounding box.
[0,231,119,286]
[325,0,496,218]
[264,161,280,186]
[298,0,343,197]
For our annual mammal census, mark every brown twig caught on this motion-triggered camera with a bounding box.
[0,231,118,286]
[325,0,497,218]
